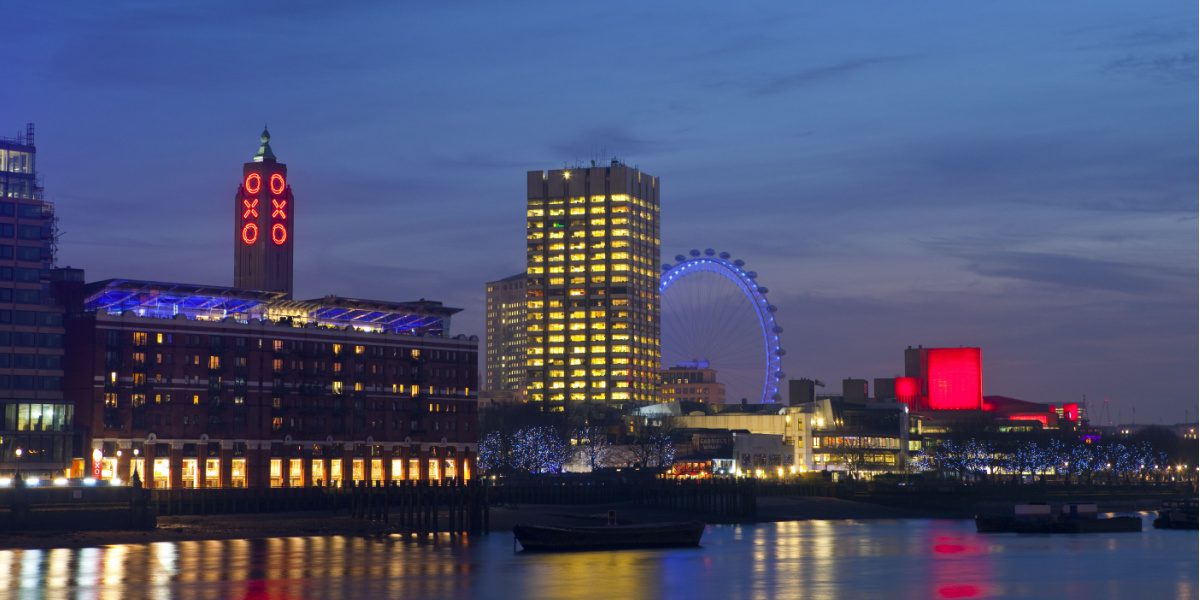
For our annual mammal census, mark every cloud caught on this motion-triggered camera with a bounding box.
[955,250,1188,294]
[1104,52,1197,81]
[751,56,905,97]
[547,125,678,161]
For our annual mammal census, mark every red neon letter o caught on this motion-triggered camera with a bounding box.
[241,222,259,245]
[244,173,261,194]
[269,173,286,195]
[271,223,288,245]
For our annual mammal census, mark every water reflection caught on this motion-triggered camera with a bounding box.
[0,518,1194,600]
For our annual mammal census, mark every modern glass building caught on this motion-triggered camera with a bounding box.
[524,161,661,406]
[0,124,72,477]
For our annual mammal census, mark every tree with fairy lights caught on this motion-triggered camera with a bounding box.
[477,431,510,474]
[511,426,571,474]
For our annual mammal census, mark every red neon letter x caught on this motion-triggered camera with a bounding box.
[242,198,259,219]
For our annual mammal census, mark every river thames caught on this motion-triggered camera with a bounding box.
[1,516,1194,600]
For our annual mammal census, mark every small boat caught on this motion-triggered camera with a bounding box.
[513,521,705,552]
[1153,498,1199,530]
[976,503,1142,534]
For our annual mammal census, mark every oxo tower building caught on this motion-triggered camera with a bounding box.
[234,128,294,297]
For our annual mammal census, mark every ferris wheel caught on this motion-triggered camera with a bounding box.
[660,249,785,403]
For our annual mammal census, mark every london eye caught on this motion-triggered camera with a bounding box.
[660,249,785,404]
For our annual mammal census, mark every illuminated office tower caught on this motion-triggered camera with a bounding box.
[525,161,660,406]
[484,273,526,400]
[0,124,73,477]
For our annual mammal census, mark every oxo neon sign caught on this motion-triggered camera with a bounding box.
[241,171,288,246]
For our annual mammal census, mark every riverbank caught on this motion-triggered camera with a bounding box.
[0,492,1177,550]
[0,512,391,550]
[486,496,969,531]
[0,496,968,549]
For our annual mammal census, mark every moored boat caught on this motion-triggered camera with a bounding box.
[514,521,706,552]
[1153,498,1199,530]
[976,502,1142,534]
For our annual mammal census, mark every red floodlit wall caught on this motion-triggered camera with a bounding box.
[895,377,920,410]
[1008,414,1050,426]
[1063,403,1079,422]
[924,348,983,411]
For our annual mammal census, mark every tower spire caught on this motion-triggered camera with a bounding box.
[253,126,276,163]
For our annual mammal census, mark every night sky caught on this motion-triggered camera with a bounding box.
[5,2,1196,423]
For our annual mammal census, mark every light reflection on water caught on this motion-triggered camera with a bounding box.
[0,517,1194,600]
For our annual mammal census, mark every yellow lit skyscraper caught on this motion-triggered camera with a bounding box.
[525,161,661,406]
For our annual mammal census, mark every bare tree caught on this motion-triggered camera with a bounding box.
[573,425,614,471]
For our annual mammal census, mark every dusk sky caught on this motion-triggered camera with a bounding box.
[5,1,1196,423]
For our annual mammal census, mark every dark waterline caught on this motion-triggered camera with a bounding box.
[1,516,1195,600]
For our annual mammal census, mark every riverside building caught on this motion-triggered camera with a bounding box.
[0,124,72,478]
[524,161,661,407]
[483,273,525,404]
[661,361,726,405]
[58,130,478,487]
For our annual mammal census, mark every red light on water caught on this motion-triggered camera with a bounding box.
[933,543,967,554]
[937,584,981,599]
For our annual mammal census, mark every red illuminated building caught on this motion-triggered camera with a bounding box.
[893,345,1081,428]
[904,346,983,411]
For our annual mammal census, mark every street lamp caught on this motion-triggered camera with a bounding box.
[14,447,22,476]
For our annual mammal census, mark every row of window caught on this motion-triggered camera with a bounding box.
[121,331,470,363]
[813,436,903,450]
[1,402,72,432]
[0,151,34,175]
[0,287,43,304]
[0,224,44,240]
[0,332,62,347]
[0,375,61,390]
[0,201,44,218]
[0,352,61,369]
[0,309,60,326]
[0,266,43,282]
[0,178,37,201]
[0,244,45,262]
